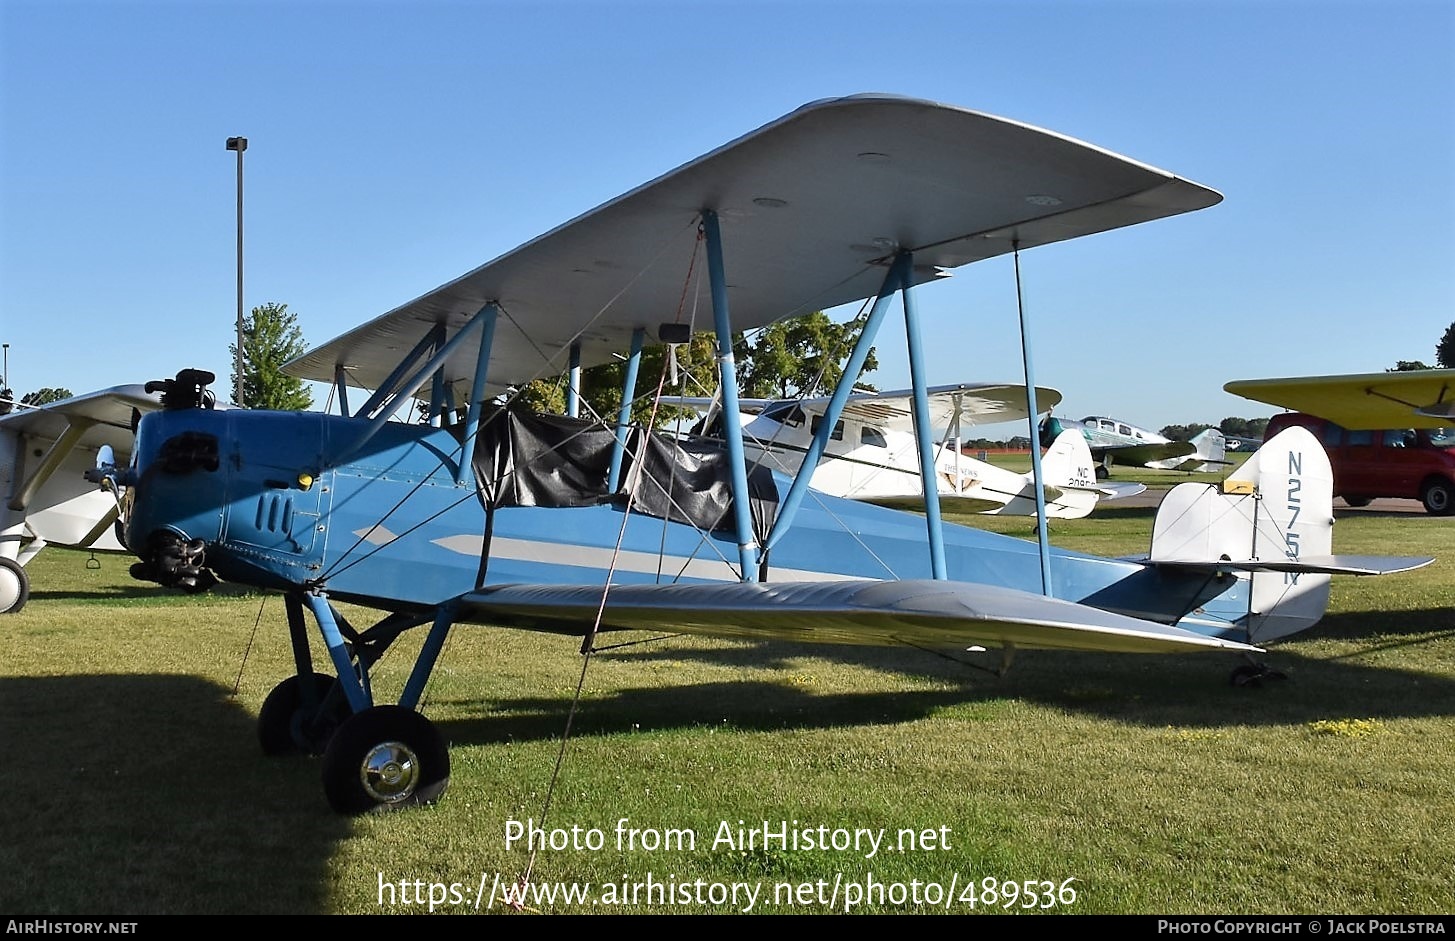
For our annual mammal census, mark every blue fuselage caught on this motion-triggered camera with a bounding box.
[123,407,1251,638]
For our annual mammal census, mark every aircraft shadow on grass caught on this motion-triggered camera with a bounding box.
[422,622,1455,746]
[0,674,348,915]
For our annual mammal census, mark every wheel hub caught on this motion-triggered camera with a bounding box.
[0,569,20,611]
[359,740,420,803]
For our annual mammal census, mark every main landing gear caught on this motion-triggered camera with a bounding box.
[259,591,455,814]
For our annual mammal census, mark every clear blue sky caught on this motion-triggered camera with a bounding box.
[2,0,1451,434]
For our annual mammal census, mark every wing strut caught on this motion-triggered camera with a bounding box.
[333,365,352,418]
[566,343,582,419]
[606,328,645,493]
[1015,245,1053,596]
[900,250,947,580]
[455,303,500,484]
[763,254,904,554]
[356,323,445,420]
[8,417,95,512]
[702,210,760,581]
[339,304,495,467]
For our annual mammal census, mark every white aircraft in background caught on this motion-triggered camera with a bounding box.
[689,384,1145,519]
[0,385,163,612]
[1044,415,1228,478]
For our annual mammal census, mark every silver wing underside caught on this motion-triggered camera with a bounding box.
[286,94,1220,401]
[464,579,1260,654]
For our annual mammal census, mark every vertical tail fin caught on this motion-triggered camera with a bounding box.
[1040,428,1098,491]
[1149,426,1333,642]
[1189,427,1229,471]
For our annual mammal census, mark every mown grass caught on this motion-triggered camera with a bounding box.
[3,505,1454,916]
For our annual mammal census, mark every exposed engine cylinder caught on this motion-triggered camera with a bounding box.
[145,369,217,411]
[130,530,218,593]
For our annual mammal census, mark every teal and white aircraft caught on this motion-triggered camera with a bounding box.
[1044,415,1228,478]
[94,95,1431,814]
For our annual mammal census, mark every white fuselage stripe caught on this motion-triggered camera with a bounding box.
[432,534,860,583]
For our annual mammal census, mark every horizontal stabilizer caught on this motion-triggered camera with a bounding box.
[1150,554,1434,577]
[1076,481,1147,500]
[464,579,1260,654]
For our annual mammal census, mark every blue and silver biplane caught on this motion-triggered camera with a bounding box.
[101,95,1431,813]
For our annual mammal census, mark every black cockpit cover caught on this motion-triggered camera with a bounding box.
[472,410,778,541]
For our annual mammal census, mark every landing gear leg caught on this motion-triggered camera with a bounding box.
[273,591,459,814]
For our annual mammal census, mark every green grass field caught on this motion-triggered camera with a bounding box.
[3,500,1453,915]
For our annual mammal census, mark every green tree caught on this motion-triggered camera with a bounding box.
[21,387,72,406]
[736,311,878,399]
[229,302,313,410]
[1389,360,1432,372]
[1219,416,1268,438]
[1438,322,1455,368]
[515,333,718,428]
[513,312,876,428]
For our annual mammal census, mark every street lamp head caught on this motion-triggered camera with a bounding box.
[225,137,248,152]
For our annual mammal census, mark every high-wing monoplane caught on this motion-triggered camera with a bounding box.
[689,383,1144,518]
[97,95,1431,814]
[0,385,161,612]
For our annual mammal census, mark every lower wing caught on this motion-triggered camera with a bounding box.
[461,579,1261,654]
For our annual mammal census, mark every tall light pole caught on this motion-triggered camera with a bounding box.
[225,136,247,405]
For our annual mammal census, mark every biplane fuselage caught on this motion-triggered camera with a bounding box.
[93,95,1432,814]
[126,404,1250,637]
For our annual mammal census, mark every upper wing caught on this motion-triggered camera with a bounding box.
[832,383,1061,432]
[0,385,158,455]
[463,579,1259,654]
[285,94,1220,401]
[1225,370,1455,430]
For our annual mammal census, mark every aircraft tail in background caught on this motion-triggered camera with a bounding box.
[1145,427,1229,472]
[974,429,1143,519]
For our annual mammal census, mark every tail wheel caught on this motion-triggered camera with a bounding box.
[258,672,350,756]
[321,706,450,814]
[1421,479,1455,516]
[1342,496,1373,508]
[0,558,28,614]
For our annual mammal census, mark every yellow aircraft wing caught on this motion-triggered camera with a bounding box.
[1224,370,1455,430]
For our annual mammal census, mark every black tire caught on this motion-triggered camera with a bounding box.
[1421,479,1455,516]
[1094,465,1110,480]
[1342,496,1373,508]
[321,706,450,815]
[258,672,349,756]
[0,558,29,614]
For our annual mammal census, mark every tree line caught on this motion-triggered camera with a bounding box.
[12,314,1454,431]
